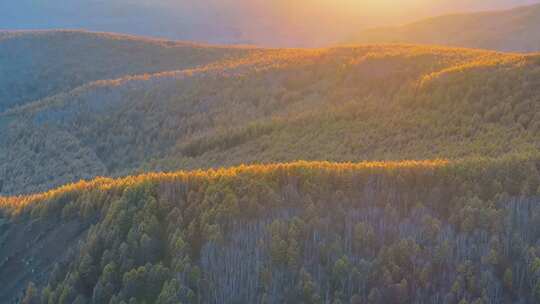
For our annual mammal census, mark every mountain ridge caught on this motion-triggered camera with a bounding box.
[0,29,260,49]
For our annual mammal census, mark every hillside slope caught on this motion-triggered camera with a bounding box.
[0,30,249,111]
[2,156,540,303]
[2,43,540,195]
[353,3,540,52]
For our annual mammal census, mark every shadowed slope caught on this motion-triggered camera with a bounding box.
[0,30,251,112]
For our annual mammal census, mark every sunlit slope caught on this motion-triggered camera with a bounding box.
[353,3,540,52]
[2,44,540,195]
[2,155,540,303]
[0,30,249,111]
[0,159,449,214]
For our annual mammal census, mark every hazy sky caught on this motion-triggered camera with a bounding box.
[1,0,539,46]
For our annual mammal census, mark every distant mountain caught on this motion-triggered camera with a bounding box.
[352,3,540,52]
[0,0,248,44]
[2,31,540,196]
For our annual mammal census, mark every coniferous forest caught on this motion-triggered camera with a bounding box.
[3,157,540,304]
[3,3,540,303]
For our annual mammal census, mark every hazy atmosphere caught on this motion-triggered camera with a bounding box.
[2,0,539,46]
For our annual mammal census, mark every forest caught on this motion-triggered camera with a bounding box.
[2,30,540,304]
[2,155,540,303]
[2,33,540,196]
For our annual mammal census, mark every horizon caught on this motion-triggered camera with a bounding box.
[1,0,539,47]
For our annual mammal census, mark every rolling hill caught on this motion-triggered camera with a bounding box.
[3,30,540,303]
[1,32,540,195]
[0,30,249,112]
[353,2,540,52]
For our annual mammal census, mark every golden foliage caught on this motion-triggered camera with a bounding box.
[0,159,448,214]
